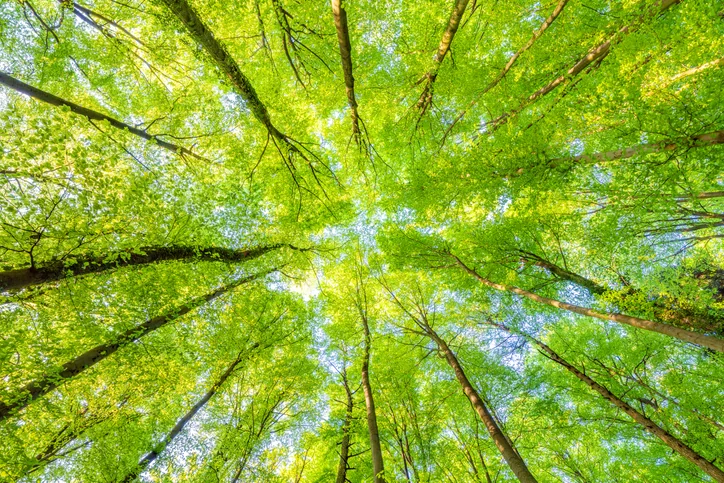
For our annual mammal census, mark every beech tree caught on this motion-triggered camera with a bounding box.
[1,0,723,481]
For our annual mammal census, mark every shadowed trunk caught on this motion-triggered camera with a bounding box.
[452,253,724,352]
[494,322,724,482]
[158,0,298,151]
[0,269,273,421]
[0,71,205,160]
[120,345,258,483]
[331,0,364,146]
[335,369,355,483]
[360,310,386,482]
[0,244,294,292]
[425,326,538,482]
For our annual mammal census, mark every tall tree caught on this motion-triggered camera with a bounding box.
[415,0,470,118]
[335,366,355,483]
[0,244,295,292]
[331,0,366,149]
[385,288,539,483]
[120,344,258,483]
[0,72,206,160]
[352,272,387,483]
[0,269,273,420]
[492,321,724,482]
[449,252,724,352]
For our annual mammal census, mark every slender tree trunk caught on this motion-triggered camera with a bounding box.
[0,71,205,160]
[416,0,470,113]
[655,56,724,91]
[360,311,387,482]
[20,405,113,478]
[451,417,485,483]
[677,191,724,201]
[511,129,724,176]
[589,357,724,432]
[71,2,147,46]
[518,251,606,295]
[0,270,272,421]
[494,322,724,482]
[487,0,681,133]
[336,369,354,483]
[331,0,364,146]
[473,419,494,483]
[442,0,569,143]
[158,0,296,151]
[433,0,469,65]
[518,251,723,333]
[424,327,538,482]
[229,395,285,482]
[451,253,724,352]
[0,243,294,292]
[120,346,257,483]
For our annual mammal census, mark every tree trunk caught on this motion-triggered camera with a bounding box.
[657,56,724,90]
[425,327,538,483]
[120,346,257,483]
[335,369,354,483]
[518,251,606,295]
[158,0,294,149]
[0,71,204,160]
[452,253,724,352]
[416,0,470,113]
[512,129,724,176]
[331,0,363,145]
[0,270,272,421]
[0,243,293,292]
[518,251,723,333]
[434,0,469,65]
[360,311,387,483]
[494,322,724,482]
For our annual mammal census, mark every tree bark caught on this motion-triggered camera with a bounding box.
[425,327,538,483]
[335,369,354,483]
[487,0,681,133]
[518,251,606,295]
[120,345,257,483]
[656,56,724,91]
[360,310,387,483]
[494,322,724,482]
[382,284,537,482]
[518,251,723,333]
[416,0,470,113]
[0,243,294,292]
[0,71,205,160]
[451,253,724,352]
[331,0,363,145]
[158,0,296,151]
[0,270,272,421]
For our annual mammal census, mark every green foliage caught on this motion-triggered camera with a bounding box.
[1,0,723,481]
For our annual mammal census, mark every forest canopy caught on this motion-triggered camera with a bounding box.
[1,0,723,481]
